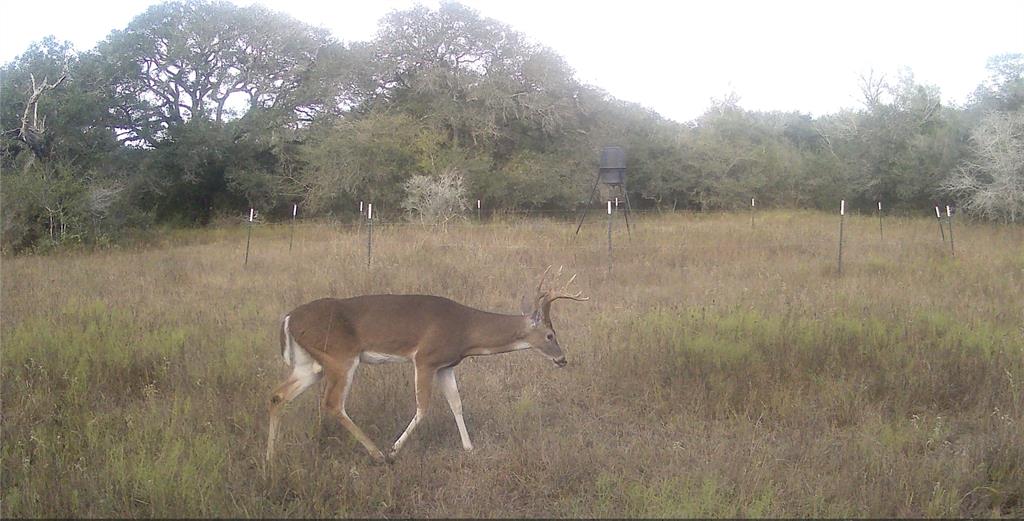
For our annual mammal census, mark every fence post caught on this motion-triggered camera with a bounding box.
[877,201,883,240]
[607,200,613,274]
[367,203,373,268]
[289,203,297,252]
[751,197,755,228]
[935,206,946,242]
[244,207,254,266]
[837,200,845,275]
[947,205,955,257]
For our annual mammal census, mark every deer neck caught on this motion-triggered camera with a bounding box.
[463,312,534,357]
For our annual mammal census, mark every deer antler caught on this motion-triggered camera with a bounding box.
[536,266,589,301]
[534,266,589,324]
[535,265,553,297]
[546,272,589,303]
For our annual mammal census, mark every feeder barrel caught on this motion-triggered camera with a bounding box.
[598,146,626,185]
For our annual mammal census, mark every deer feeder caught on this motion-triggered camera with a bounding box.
[574,145,633,236]
[598,146,626,186]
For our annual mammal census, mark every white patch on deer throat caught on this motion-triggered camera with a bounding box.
[360,351,410,364]
[511,341,532,351]
[472,341,531,356]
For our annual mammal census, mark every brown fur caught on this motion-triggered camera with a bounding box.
[266,290,583,465]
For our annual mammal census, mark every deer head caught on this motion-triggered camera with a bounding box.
[520,266,589,367]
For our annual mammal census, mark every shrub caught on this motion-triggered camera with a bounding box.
[400,167,468,226]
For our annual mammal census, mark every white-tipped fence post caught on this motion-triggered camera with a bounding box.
[837,199,845,275]
[877,201,883,240]
[477,199,481,221]
[751,197,755,228]
[289,203,298,252]
[356,200,364,234]
[367,203,373,268]
[244,207,254,266]
[947,205,955,257]
[607,200,613,273]
[935,206,946,242]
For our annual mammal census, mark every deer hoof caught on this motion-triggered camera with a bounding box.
[385,450,399,464]
[369,450,387,465]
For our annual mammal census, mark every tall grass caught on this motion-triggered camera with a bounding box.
[2,210,1022,517]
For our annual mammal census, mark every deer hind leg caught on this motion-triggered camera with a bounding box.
[321,358,387,464]
[438,367,473,451]
[389,363,436,460]
[266,359,322,465]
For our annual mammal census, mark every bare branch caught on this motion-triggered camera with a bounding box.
[18,71,69,159]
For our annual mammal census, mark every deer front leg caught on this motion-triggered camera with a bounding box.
[389,363,436,461]
[438,367,473,451]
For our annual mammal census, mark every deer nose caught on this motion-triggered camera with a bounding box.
[553,357,567,368]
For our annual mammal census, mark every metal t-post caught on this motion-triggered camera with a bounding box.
[607,200,613,274]
[244,208,254,267]
[288,203,297,252]
[621,187,633,239]
[367,204,373,268]
[837,200,845,275]
[947,206,955,257]
[877,201,883,240]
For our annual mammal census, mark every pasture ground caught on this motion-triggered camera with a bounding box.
[2,210,1022,517]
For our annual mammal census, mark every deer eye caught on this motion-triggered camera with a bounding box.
[546,333,554,341]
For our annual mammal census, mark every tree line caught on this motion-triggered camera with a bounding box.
[2,0,1022,252]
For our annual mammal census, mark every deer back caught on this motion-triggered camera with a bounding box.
[285,295,528,368]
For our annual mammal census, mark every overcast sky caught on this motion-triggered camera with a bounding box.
[2,0,1021,122]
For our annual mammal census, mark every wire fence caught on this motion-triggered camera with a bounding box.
[238,204,973,229]
[230,208,970,266]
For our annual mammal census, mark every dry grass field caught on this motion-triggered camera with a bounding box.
[2,210,1023,517]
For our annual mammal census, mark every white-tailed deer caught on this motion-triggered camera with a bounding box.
[266,268,587,465]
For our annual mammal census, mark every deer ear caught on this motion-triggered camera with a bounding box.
[520,295,534,316]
